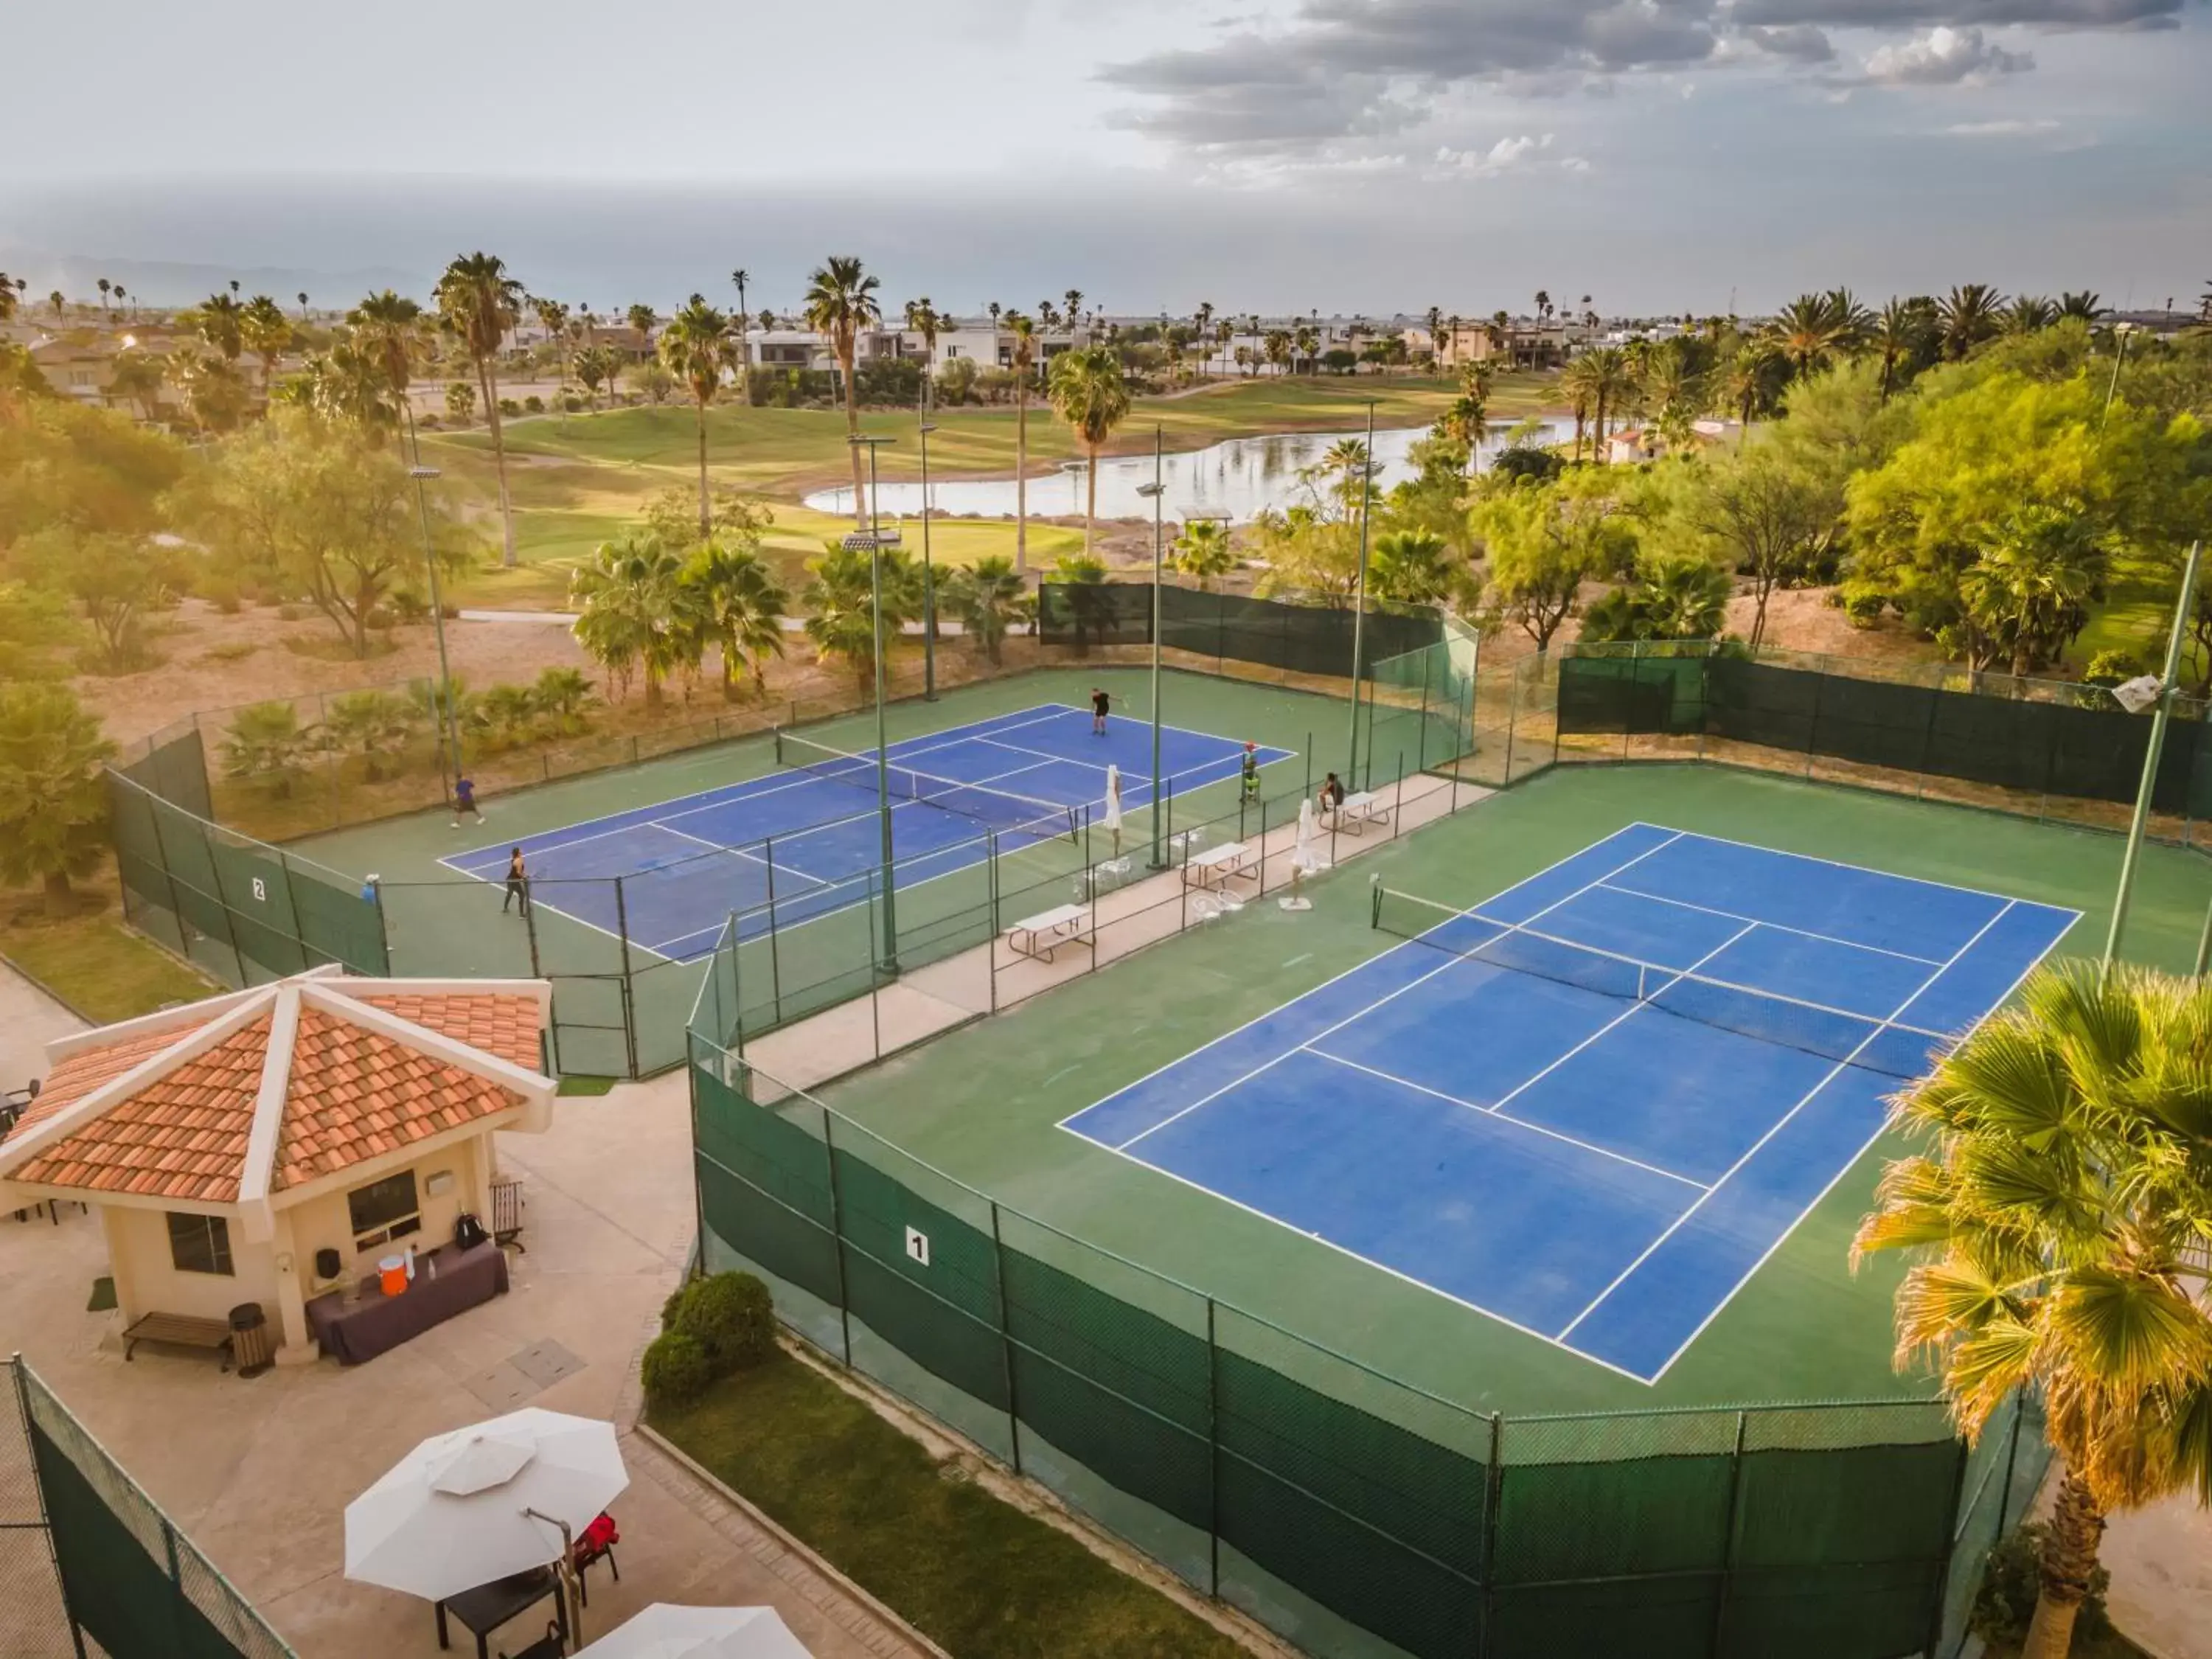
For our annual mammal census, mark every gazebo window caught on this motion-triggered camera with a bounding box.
[167,1213,234,1276]
[347,1171,422,1250]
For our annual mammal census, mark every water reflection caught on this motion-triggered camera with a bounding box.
[803,418,1574,524]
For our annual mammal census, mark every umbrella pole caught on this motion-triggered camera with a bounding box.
[524,1509,578,1644]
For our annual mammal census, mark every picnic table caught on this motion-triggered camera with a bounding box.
[1008,902,1093,963]
[435,1565,567,1659]
[1182,841,1259,891]
[1321,790,1393,836]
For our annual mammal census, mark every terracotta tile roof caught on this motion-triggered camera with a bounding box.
[13,1016,268,1203]
[12,1021,212,1135]
[272,1006,521,1189]
[351,994,545,1072]
[1,978,548,1204]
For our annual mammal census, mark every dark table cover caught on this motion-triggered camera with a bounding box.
[436,1565,566,1659]
[307,1239,508,1364]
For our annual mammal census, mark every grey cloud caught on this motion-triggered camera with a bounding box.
[1860,24,2034,79]
[1742,22,1840,58]
[1731,0,2181,27]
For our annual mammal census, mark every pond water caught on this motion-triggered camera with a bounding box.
[802,417,1575,524]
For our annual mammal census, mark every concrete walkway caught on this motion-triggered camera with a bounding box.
[2101,1491,2212,1659]
[0,1034,931,1659]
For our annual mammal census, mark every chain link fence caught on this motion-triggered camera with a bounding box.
[686,1030,2032,1659]
[0,1357,293,1659]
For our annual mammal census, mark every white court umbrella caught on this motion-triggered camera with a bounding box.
[1104,764,1124,837]
[345,1409,629,1602]
[1282,799,1324,911]
[576,1604,813,1659]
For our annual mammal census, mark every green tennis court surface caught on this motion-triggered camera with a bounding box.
[808,761,2203,1418]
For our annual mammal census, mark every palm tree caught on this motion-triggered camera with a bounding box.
[904,296,945,411]
[107,350,164,421]
[1558,355,1596,461]
[239,295,291,398]
[296,291,310,321]
[190,292,246,364]
[802,541,916,694]
[728,268,751,405]
[1006,310,1037,573]
[1321,437,1372,522]
[1172,518,1237,590]
[1823,288,1871,355]
[1768,293,1845,379]
[534,297,571,400]
[1721,341,1787,427]
[1265,330,1292,376]
[1214,316,1234,375]
[1425,305,1444,372]
[804,255,883,527]
[1958,505,2105,675]
[1065,288,1085,331]
[625,302,656,345]
[1870,299,1921,403]
[0,684,116,915]
[2005,295,2059,335]
[942,554,1027,663]
[1194,301,1214,376]
[97,277,111,316]
[2058,291,2107,324]
[1293,324,1318,374]
[436,252,525,566]
[1938,284,2006,360]
[291,338,396,438]
[1369,528,1450,605]
[47,290,63,322]
[572,345,617,408]
[1047,345,1130,557]
[569,536,686,705]
[658,295,738,543]
[1580,347,1632,459]
[1855,961,2212,1659]
[682,540,787,698]
[0,277,15,325]
[349,289,425,447]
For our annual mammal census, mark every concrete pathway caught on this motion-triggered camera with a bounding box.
[0,1056,931,1659]
[2102,1492,2212,1659]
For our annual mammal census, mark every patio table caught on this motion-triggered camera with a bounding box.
[307,1239,508,1364]
[434,1565,567,1659]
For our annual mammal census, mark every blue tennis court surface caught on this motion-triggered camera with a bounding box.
[440,704,1293,962]
[1061,824,2079,1383]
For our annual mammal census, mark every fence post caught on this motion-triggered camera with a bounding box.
[1393,752,1406,838]
[522,884,543,978]
[1206,1296,1222,1599]
[613,877,641,1079]
[821,1104,854,1366]
[1503,667,1520,785]
[990,1203,1023,1475]
[1417,647,1433,773]
[1479,1413,1503,1658]
[764,840,783,1028]
[162,1518,192,1657]
[1255,798,1268,899]
[1803,666,1825,780]
[1710,1410,1749,1658]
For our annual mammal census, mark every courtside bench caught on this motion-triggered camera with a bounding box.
[1008,903,1093,963]
[1183,841,1259,891]
[122,1312,233,1369]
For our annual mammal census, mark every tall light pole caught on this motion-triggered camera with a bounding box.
[1137,427,1168,868]
[1343,400,1378,790]
[918,397,939,701]
[407,465,465,801]
[2103,538,2203,975]
[2101,321,2136,428]
[846,435,902,975]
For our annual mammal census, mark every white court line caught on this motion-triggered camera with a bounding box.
[1071,1127,1657,1387]
[1054,822,1669,1136]
[1555,897,2019,1349]
[1304,1048,1711,1192]
[1114,830,1688,1152]
[1596,881,1947,967]
[977,729,1296,787]
[1641,898,2081,1384]
[1478,920,1759,1122]
[1628,821,2046,913]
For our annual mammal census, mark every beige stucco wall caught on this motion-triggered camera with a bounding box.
[105,1205,282,1327]
[283,1135,489,1298]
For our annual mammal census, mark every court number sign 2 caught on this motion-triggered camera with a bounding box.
[251,877,267,904]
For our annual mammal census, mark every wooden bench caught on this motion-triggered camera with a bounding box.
[1008,902,1093,963]
[123,1312,234,1369]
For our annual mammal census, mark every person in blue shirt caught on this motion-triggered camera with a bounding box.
[452,773,484,828]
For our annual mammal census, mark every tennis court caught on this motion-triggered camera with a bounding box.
[441,702,1294,962]
[1062,821,2079,1384]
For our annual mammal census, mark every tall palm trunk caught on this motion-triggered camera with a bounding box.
[1015,381,1029,574]
[479,354,518,566]
[840,341,866,527]
[695,396,712,542]
[1083,441,1099,557]
[2023,1473,2104,1659]
[1593,390,1609,462]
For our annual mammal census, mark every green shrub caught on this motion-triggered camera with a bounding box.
[673,1271,777,1373]
[1837,581,1888,627]
[524,394,545,414]
[2082,649,2149,689]
[1971,1521,2112,1650]
[640,1330,714,1408]
[661,1282,689,1333]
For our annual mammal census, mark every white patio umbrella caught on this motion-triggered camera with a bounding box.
[1281,799,1324,911]
[575,1604,813,1659]
[1104,763,1124,855]
[345,1409,629,1603]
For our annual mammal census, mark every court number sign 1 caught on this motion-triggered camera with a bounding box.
[904,1227,931,1267]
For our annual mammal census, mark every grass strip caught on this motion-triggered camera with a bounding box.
[651,1353,1248,1659]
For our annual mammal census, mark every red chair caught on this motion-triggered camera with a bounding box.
[572,1512,619,1607]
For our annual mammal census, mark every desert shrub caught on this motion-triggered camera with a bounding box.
[498,397,520,417]
[524,394,544,413]
[671,1270,776,1373]
[640,1331,715,1408]
[2082,648,2148,688]
[1836,580,1888,627]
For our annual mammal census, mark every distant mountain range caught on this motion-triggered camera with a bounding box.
[0,245,418,310]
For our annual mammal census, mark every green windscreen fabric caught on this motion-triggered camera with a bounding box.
[29,1418,251,1659]
[1557,655,1708,735]
[1039,584,1443,676]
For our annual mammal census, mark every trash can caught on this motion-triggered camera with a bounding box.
[229,1304,274,1378]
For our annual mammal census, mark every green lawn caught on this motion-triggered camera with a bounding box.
[651,1353,1248,1659]
[1,886,219,1023]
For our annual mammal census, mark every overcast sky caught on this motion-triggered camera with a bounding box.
[1,0,2205,315]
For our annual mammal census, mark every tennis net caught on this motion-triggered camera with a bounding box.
[1370,884,1956,1082]
[776,731,1081,845]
